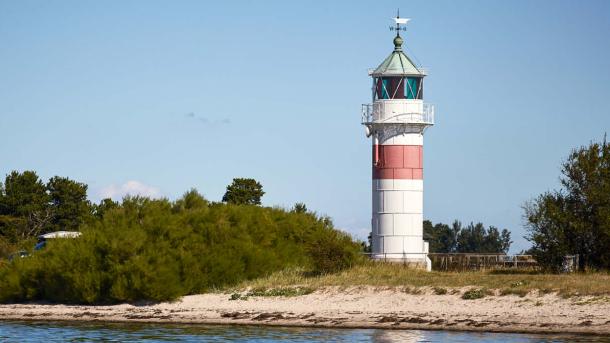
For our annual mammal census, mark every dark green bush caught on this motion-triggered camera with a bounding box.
[305,218,363,274]
[0,193,362,304]
[461,288,486,300]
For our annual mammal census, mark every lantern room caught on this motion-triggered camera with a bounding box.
[370,35,425,101]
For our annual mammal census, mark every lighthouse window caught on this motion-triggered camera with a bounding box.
[381,78,390,99]
[375,78,388,99]
[376,77,405,100]
[405,77,420,99]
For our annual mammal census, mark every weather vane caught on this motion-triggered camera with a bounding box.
[389,9,410,34]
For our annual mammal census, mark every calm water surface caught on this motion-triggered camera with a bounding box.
[0,321,609,342]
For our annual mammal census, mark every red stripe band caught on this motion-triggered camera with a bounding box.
[373,145,423,180]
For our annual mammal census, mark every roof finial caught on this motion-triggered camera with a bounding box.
[390,10,409,51]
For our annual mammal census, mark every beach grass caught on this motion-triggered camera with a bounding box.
[231,262,610,297]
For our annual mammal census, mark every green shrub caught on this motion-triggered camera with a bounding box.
[0,194,362,304]
[433,287,448,295]
[229,293,243,300]
[305,219,363,274]
[246,287,313,297]
[461,288,485,300]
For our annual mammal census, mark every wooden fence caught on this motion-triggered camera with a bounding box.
[427,253,538,271]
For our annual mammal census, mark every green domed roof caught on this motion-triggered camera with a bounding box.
[371,35,424,77]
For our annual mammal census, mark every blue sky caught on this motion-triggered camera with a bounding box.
[1,0,609,252]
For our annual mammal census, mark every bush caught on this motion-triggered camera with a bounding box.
[229,293,243,301]
[433,287,447,295]
[305,219,363,274]
[245,287,314,297]
[461,288,485,300]
[0,194,363,304]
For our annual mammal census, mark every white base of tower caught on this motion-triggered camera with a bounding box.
[369,255,432,271]
[371,178,427,261]
[370,241,432,271]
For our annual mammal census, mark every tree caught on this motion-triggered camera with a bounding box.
[292,202,307,213]
[0,171,51,239]
[456,222,511,254]
[173,189,208,212]
[525,138,610,271]
[222,178,264,205]
[484,226,512,253]
[424,220,511,253]
[93,198,120,219]
[456,222,486,253]
[46,176,92,232]
[423,220,459,253]
[0,171,48,217]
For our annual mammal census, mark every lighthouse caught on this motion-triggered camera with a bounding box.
[362,14,434,269]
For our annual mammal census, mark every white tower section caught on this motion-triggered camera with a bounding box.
[362,16,434,269]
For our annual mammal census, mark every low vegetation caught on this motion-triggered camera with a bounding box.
[233,262,610,297]
[0,191,362,304]
[432,287,447,295]
[229,287,314,300]
[461,288,486,300]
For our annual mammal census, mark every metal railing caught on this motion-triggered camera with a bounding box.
[361,102,434,125]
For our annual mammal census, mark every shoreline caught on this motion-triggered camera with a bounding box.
[2,316,609,337]
[0,287,609,335]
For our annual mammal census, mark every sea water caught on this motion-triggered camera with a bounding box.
[0,321,608,342]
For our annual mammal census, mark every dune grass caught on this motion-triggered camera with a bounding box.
[230,262,610,297]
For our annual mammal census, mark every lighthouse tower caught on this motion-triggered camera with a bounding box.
[362,14,434,269]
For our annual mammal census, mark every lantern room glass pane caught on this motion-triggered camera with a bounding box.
[381,79,390,99]
[376,77,418,100]
[405,77,419,99]
[375,78,391,100]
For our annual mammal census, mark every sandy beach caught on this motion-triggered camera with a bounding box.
[0,287,608,335]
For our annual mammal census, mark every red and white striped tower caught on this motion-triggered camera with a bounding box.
[362,14,434,269]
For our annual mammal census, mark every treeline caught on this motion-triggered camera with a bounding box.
[0,171,92,243]
[0,175,362,304]
[525,138,610,271]
[423,220,512,254]
[362,221,512,254]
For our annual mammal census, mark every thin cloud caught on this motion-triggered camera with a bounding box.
[99,180,162,200]
[185,112,231,125]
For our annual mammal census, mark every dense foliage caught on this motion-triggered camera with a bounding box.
[423,220,511,254]
[0,175,362,304]
[525,138,610,271]
[222,178,265,205]
[0,171,91,242]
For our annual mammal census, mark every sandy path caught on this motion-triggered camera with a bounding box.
[0,287,609,335]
